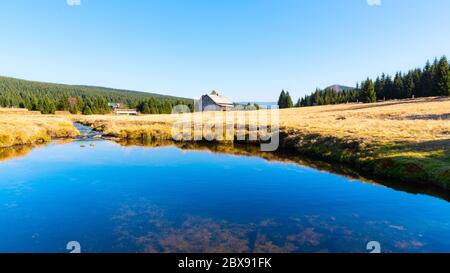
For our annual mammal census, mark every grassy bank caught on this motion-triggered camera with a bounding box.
[276,97,450,189]
[0,109,80,148]
[75,97,450,190]
[1,97,449,190]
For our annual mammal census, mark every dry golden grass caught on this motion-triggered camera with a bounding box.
[0,111,79,148]
[75,97,450,145]
[0,107,41,115]
[279,97,450,144]
[3,97,449,150]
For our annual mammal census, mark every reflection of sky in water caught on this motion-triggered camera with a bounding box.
[0,140,450,253]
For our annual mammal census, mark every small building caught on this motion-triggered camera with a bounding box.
[108,102,122,110]
[197,91,234,111]
[114,109,138,115]
[109,102,138,115]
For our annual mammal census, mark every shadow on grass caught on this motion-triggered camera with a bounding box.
[398,113,450,120]
[392,139,450,153]
[322,97,449,113]
[371,138,450,196]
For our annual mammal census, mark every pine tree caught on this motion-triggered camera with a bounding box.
[284,91,294,108]
[374,76,383,100]
[362,79,376,103]
[277,90,286,108]
[41,96,54,114]
[435,56,450,96]
[393,73,404,98]
[82,105,93,115]
[430,58,439,96]
[142,103,151,114]
[76,96,84,112]
[403,72,415,98]
[419,61,433,97]
[70,104,79,114]
[48,101,56,114]
[57,96,69,111]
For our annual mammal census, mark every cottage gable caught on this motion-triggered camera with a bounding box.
[197,92,233,111]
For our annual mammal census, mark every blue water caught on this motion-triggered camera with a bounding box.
[1,140,450,253]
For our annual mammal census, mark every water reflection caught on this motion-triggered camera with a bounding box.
[115,139,450,202]
[0,139,77,162]
[2,137,449,202]
[0,145,35,162]
[1,139,450,253]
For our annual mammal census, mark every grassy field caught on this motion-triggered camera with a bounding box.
[277,97,450,190]
[1,97,449,190]
[0,108,79,148]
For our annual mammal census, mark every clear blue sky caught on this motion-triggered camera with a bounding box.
[0,0,449,101]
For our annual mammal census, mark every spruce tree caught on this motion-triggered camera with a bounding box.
[277,90,286,108]
[430,58,439,96]
[362,79,376,103]
[435,56,449,96]
[403,73,415,98]
[82,105,93,115]
[142,103,151,114]
[393,73,404,98]
[419,61,433,97]
[284,91,294,108]
[70,104,79,114]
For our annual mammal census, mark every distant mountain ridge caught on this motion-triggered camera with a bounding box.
[0,75,194,114]
[0,76,191,100]
[325,84,354,92]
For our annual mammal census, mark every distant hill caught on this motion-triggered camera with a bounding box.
[0,76,193,114]
[325,84,354,92]
[235,101,277,109]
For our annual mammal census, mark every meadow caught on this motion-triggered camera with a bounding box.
[0,108,79,148]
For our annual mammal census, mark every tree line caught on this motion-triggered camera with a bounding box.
[0,76,194,114]
[277,56,450,108]
[277,90,294,108]
[137,98,194,114]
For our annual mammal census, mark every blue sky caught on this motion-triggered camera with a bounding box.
[0,0,449,101]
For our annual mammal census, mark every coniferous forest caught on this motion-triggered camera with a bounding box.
[0,76,194,114]
[1,56,449,114]
[293,56,450,107]
[277,90,294,109]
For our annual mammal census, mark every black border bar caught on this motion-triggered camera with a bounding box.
[0,253,448,272]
